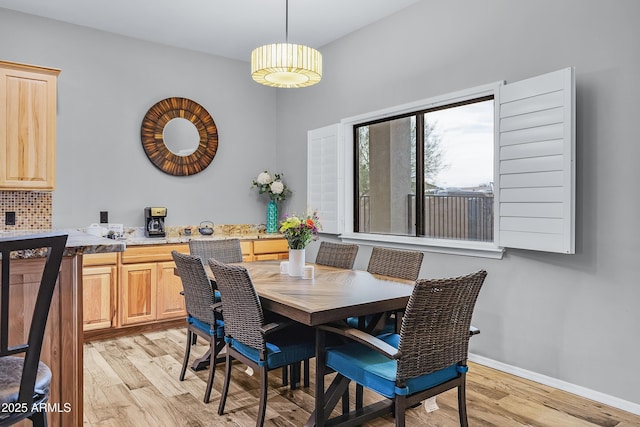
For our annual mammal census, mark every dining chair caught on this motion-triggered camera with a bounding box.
[188,238,243,264]
[208,259,316,427]
[317,269,487,427]
[315,241,359,269]
[189,238,303,387]
[186,239,242,337]
[348,246,425,334]
[172,251,225,403]
[0,232,68,426]
[367,246,424,281]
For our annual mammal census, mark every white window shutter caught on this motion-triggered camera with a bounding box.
[497,67,575,253]
[307,124,343,234]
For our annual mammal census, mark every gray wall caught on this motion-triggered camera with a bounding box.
[278,0,640,406]
[0,8,280,229]
[1,0,639,408]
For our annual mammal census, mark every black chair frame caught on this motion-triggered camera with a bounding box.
[0,232,68,427]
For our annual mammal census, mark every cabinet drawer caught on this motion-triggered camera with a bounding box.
[83,252,118,266]
[121,244,189,264]
[253,238,288,255]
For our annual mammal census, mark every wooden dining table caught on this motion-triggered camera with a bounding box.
[179,259,415,426]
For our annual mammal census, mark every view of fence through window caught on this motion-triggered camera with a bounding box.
[356,98,494,242]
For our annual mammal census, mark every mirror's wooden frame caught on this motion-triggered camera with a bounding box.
[141,97,218,176]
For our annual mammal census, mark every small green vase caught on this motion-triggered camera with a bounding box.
[266,199,278,233]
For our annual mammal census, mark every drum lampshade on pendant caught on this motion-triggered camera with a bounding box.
[251,0,322,88]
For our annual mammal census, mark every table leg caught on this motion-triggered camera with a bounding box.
[190,348,211,371]
[190,344,227,371]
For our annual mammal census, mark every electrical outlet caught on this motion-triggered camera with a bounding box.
[5,211,16,226]
[100,211,109,224]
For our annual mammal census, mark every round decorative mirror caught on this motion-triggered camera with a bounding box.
[163,117,200,156]
[141,97,218,176]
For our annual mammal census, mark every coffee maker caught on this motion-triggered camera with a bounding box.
[145,207,167,238]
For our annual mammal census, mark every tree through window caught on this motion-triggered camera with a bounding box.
[355,96,494,241]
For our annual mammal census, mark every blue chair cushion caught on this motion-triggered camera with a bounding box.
[325,333,465,399]
[225,327,315,369]
[187,315,225,339]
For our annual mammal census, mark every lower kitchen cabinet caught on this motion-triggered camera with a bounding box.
[120,262,157,325]
[120,243,188,326]
[83,253,117,331]
[251,238,290,261]
[157,261,187,320]
[82,238,288,337]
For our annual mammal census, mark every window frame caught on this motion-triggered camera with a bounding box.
[340,82,506,259]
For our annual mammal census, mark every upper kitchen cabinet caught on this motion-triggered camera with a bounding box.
[0,60,60,190]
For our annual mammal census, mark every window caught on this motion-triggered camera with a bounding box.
[355,97,495,243]
[308,68,575,258]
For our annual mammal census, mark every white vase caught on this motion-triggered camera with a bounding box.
[288,249,305,277]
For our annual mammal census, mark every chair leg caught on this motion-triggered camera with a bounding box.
[303,358,310,387]
[203,336,218,403]
[282,365,289,386]
[180,329,193,381]
[217,352,233,416]
[342,388,349,415]
[394,396,406,427]
[458,380,469,427]
[291,362,302,390]
[356,384,364,410]
[30,410,47,427]
[257,366,269,427]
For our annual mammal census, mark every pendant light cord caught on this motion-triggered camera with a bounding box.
[285,0,289,43]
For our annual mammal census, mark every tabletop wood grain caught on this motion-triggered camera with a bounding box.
[198,260,414,326]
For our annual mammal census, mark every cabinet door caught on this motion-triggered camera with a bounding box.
[120,263,157,325]
[157,261,186,320]
[83,265,116,331]
[0,62,60,190]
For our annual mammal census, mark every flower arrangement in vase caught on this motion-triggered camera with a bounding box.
[279,211,321,276]
[251,171,291,233]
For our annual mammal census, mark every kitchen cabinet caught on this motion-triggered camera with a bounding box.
[120,243,188,326]
[157,260,187,320]
[82,253,117,331]
[0,61,60,190]
[83,238,288,338]
[120,262,157,325]
[252,238,289,260]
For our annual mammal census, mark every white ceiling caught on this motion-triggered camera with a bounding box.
[0,0,420,61]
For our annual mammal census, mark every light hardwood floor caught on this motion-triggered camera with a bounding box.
[84,328,639,426]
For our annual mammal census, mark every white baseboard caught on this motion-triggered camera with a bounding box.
[468,353,640,416]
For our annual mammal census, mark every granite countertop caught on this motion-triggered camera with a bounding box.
[1,225,285,258]
[0,229,125,258]
[100,223,284,246]
[125,233,284,246]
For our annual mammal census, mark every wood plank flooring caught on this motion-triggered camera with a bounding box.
[83,328,640,426]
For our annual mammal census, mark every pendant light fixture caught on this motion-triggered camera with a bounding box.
[251,0,322,88]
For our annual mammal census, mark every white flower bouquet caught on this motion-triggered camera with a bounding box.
[251,171,291,202]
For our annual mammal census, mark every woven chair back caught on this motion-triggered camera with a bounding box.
[208,259,266,352]
[189,238,243,264]
[367,247,424,281]
[315,242,359,269]
[396,269,487,382]
[0,233,67,407]
[172,251,217,325]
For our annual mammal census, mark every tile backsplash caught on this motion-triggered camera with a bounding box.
[0,191,52,231]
